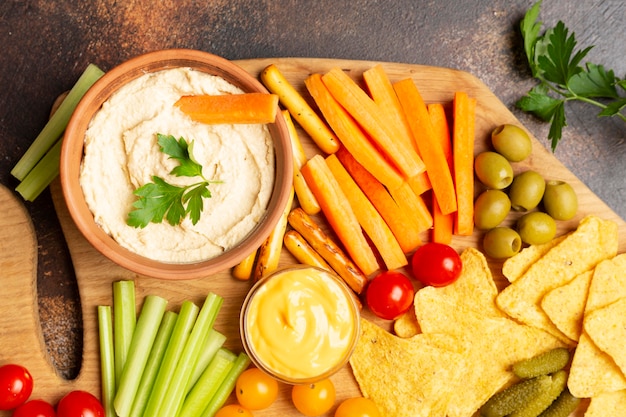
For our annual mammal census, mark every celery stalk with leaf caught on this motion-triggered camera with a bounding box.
[517,0,626,151]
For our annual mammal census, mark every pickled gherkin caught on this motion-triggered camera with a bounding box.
[509,370,568,417]
[512,347,570,379]
[479,375,551,417]
[538,388,581,417]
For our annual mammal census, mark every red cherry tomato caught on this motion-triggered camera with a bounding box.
[365,271,414,320]
[411,243,462,287]
[0,364,33,410]
[56,391,104,417]
[12,399,56,417]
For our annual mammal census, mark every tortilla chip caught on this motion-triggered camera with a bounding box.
[349,318,465,417]
[393,307,420,338]
[568,254,626,397]
[583,253,626,310]
[414,292,565,417]
[585,389,626,417]
[425,247,503,318]
[496,215,618,342]
[540,269,593,342]
[568,332,626,398]
[584,297,626,379]
[502,232,570,282]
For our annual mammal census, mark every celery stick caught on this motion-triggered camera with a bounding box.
[113,280,136,385]
[128,310,177,417]
[98,306,116,417]
[143,300,199,417]
[14,139,61,201]
[113,295,167,417]
[11,63,105,181]
[200,352,251,417]
[186,329,227,395]
[179,348,236,417]
[157,293,224,417]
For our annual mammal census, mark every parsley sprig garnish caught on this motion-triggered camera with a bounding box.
[127,133,220,228]
[517,0,626,151]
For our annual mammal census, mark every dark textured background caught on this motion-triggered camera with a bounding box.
[1,0,624,379]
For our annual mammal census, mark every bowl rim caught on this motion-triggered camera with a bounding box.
[239,264,361,384]
[59,49,293,280]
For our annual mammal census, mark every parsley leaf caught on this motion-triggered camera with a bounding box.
[126,133,219,228]
[517,0,626,151]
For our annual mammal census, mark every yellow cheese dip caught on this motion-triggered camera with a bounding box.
[241,265,359,383]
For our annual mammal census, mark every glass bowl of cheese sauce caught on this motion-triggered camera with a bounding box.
[240,264,360,384]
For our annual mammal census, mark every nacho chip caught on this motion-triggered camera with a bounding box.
[502,233,570,283]
[568,332,626,398]
[414,292,565,417]
[584,297,626,379]
[540,269,593,342]
[393,307,420,338]
[429,247,503,317]
[349,318,465,417]
[496,215,618,342]
[585,389,626,417]
[568,254,626,397]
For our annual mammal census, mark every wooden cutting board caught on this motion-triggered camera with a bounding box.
[1,58,625,417]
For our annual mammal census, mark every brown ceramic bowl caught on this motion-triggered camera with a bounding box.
[59,49,293,280]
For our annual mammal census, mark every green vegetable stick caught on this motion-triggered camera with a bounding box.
[157,293,224,417]
[11,63,105,181]
[143,300,200,417]
[186,329,227,395]
[179,348,236,417]
[113,294,167,417]
[128,310,178,417]
[14,139,61,201]
[200,352,251,417]
[98,306,116,417]
[113,280,136,385]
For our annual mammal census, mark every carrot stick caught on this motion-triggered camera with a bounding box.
[335,147,422,253]
[174,93,278,124]
[321,68,426,179]
[393,78,457,215]
[260,64,340,154]
[304,73,404,191]
[453,92,476,236]
[301,154,379,276]
[325,154,407,270]
[363,65,432,194]
[283,110,320,215]
[427,103,454,244]
[388,181,433,234]
[287,208,368,294]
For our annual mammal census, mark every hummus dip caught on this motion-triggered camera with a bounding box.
[79,67,275,263]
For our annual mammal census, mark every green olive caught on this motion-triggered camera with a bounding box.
[508,170,546,212]
[491,124,532,162]
[482,227,522,259]
[474,151,514,189]
[517,212,557,245]
[474,190,511,230]
[543,180,578,220]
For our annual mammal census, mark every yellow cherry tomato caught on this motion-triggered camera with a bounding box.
[235,367,279,410]
[291,379,336,416]
[214,404,254,417]
[335,397,381,417]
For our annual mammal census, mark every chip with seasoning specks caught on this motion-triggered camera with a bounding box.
[568,254,626,398]
[584,389,626,417]
[349,318,465,417]
[540,269,593,342]
[496,215,618,343]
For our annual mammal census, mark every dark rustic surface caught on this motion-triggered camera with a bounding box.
[1,0,624,380]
